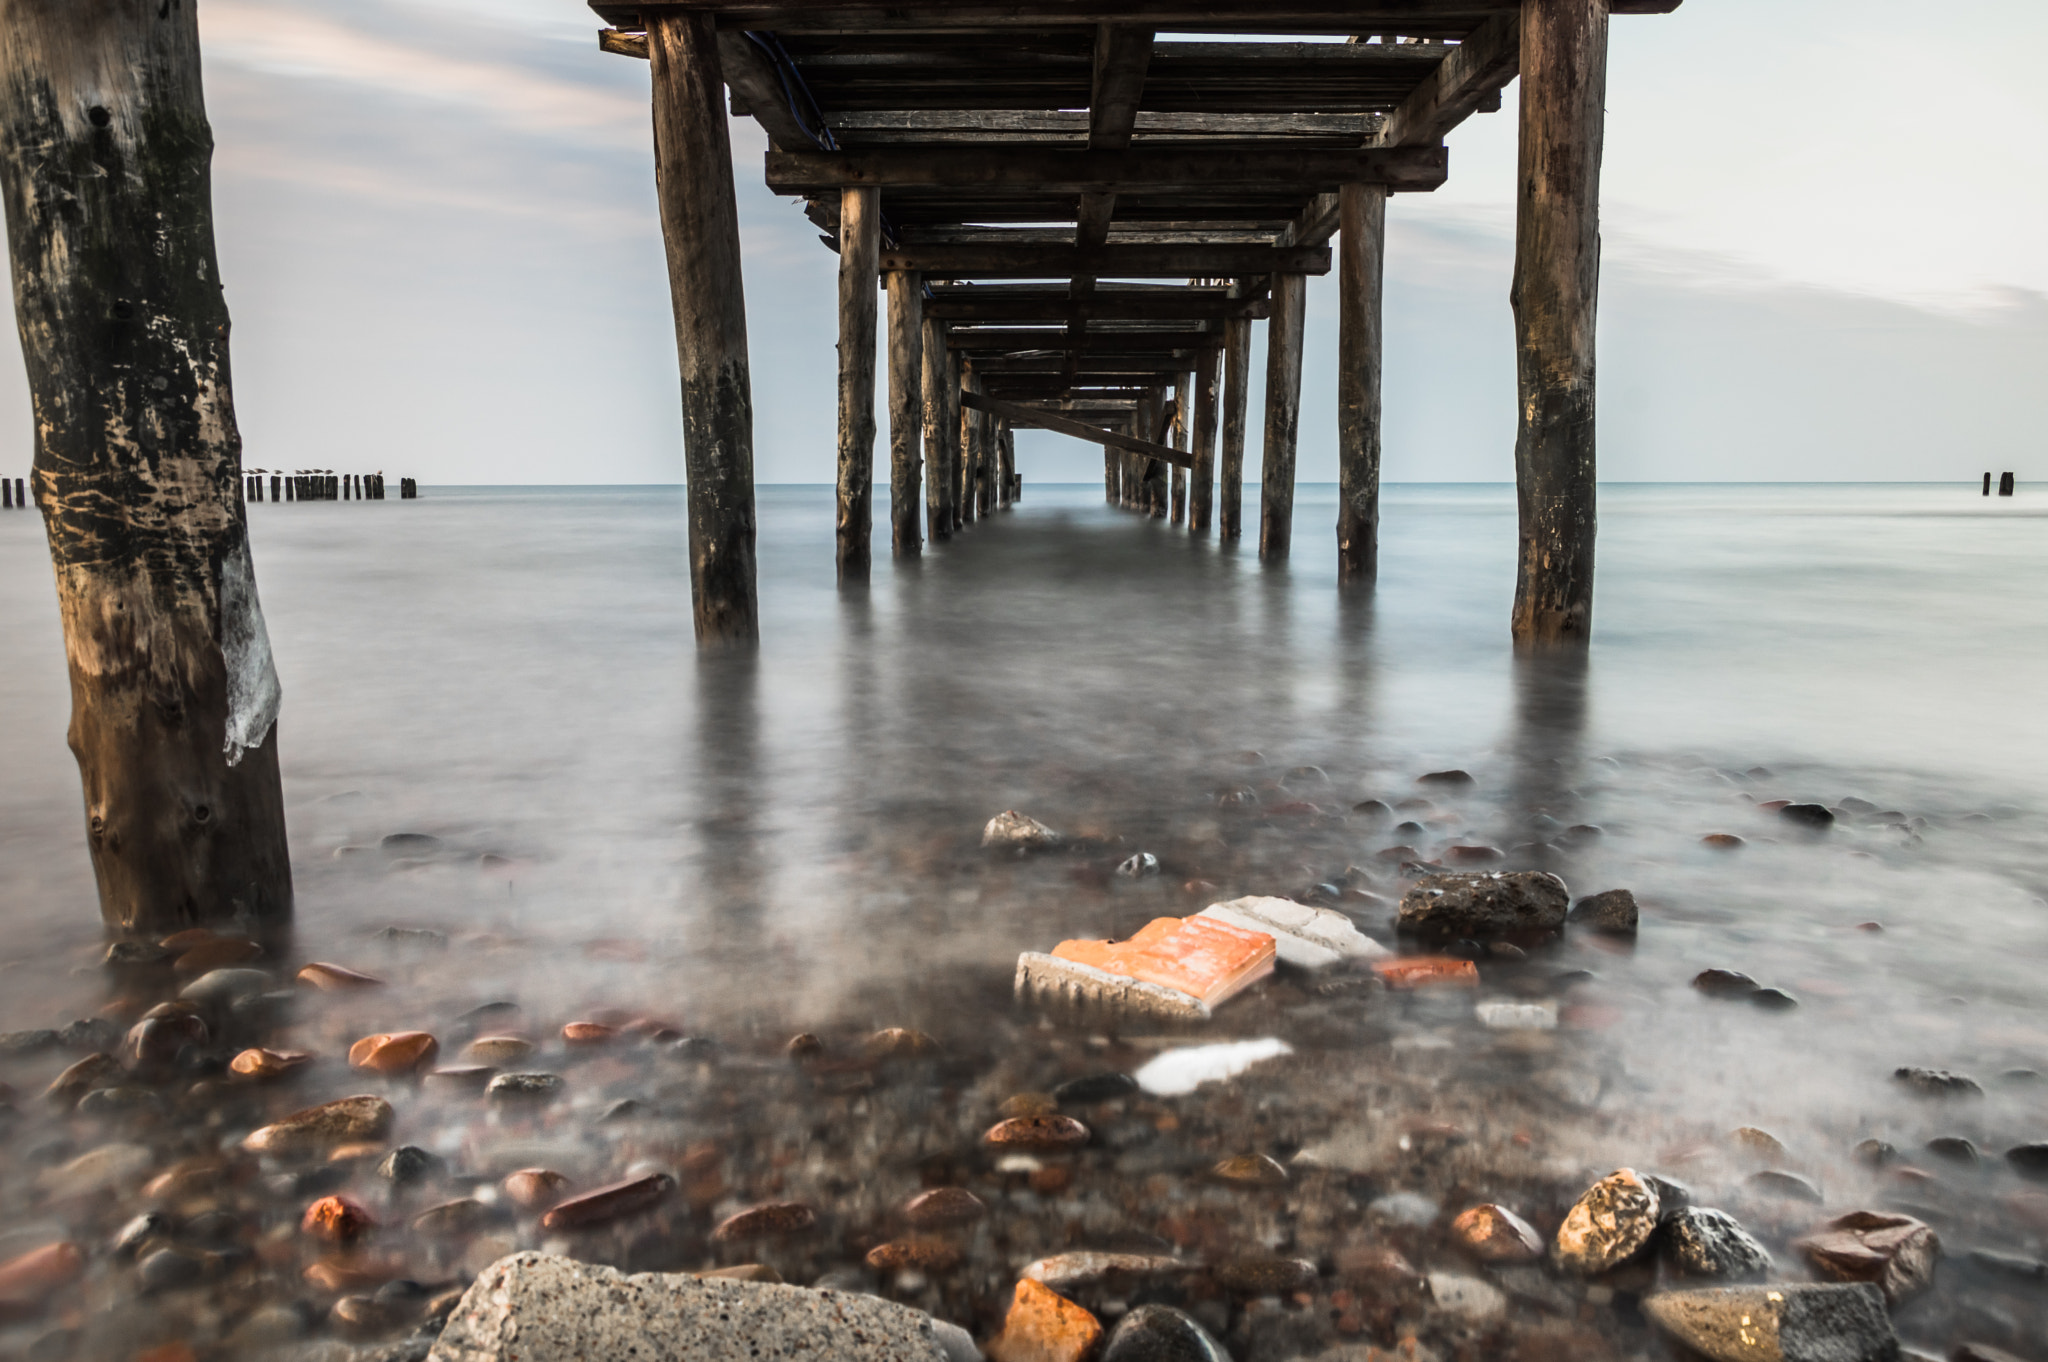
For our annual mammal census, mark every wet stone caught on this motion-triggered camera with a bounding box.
[178,968,274,1008]
[349,1031,440,1076]
[43,1053,121,1106]
[2005,1142,2048,1179]
[302,1195,377,1244]
[1367,1193,1440,1229]
[989,1278,1102,1362]
[984,810,1063,851]
[985,1114,1090,1151]
[0,1029,61,1056]
[865,1238,961,1272]
[1925,1136,1980,1166]
[1894,1066,1983,1097]
[1100,1304,1230,1362]
[1213,1255,1316,1295]
[1780,803,1835,829]
[1054,1071,1138,1106]
[1568,888,1638,934]
[112,1211,171,1258]
[1022,1253,1190,1294]
[244,1095,394,1158]
[138,1245,206,1292]
[103,941,172,969]
[562,1021,616,1046]
[485,1071,563,1103]
[229,1047,311,1081]
[1642,1283,1896,1362]
[297,962,384,991]
[1397,871,1569,938]
[542,1173,676,1232]
[1692,969,1759,997]
[377,1146,441,1185]
[1660,1208,1772,1282]
[1427,1272,1507,1323]
[1117,851,1162,878]
[708,1200,816,1243]
[1795,1210,1939,1303]
[1749,988,1800,1010]
[1746,1170,1824,1203]
[1854,1140,1898,1167]
[414,1198,492,1237]
[1450,1204,1543,1262]
[865,1027,938,1060]
[1553,1169,1661,1275]
[504,1168,573,1211]
[903,1187,985,1229]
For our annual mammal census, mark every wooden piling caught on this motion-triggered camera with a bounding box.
[1169,372,1191,525]
[650,13,759,644]
[2000,471,2015,496]
[1259,273,1307,559]
[1218,315,1251,541]
[1104,449,1118,503]
[3,476,12,508]
[886,278,924,557]
[959,361,987,523]
[1983,472,1992,496]
[921,314,956,540]
[0,0,292,933]
[1188,346,1220,534]
[1337,182,1388,583]
[999,421,1016,508]
[1510,0,1606,647]
[835,185,879,582]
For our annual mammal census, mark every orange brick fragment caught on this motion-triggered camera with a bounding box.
[1372,956,1480,989]
[1053,915,1274,1007]
[987,1278,1103,1362]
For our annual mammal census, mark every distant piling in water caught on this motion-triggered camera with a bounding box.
[2000,472,2016,497]
[243,471,402,505]
[1983,472,1992,496]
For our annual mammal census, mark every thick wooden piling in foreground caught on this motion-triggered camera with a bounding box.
[886,271,923,556]
[650,14,758,644]
[1218,316,1251,541]
[1510,0,1607,647]
[1337,183,1388,583]
[0,0,291,933]
[1259,273,1307,559]
[835,185,879,582]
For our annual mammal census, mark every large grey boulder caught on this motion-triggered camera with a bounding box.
[428,1252,967,1362]
[1397,871,1568,938]
[1642,1283,1899,1362]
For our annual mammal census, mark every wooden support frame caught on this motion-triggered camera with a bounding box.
[1337,183,1386,583]
[965,390,1192,470]
[1511,0,1605,646]
[1188,344,1220,534]
[1217,315,1251,541]
[836,185,879,581]
[768,146,1448,196]
[924,293,1268,323]
[652,14,759,643]
[879,243,1329,279]
[886,270,924,556]
[1258,272,1306,559]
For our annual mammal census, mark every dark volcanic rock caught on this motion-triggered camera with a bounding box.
[1100,1304,1231,1362]
[1659,1207,1772,1282]
[1692,969,1759,997]
[1568,888,1638,934]
[1780,804,1836,829]
[2004,1141,2048,1179]
[1893,1066,1983,1097]
[1643,1283,1898,1362]
[1397,871,1568,938]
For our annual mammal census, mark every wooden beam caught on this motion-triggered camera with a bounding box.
[836,185,879,582]
[0,0,293,934]
[652,15,758,644]
[879,243,1329,278]
[1336,183,1386,583]
[604,28,822,151]
[947,328,1218,353]
[767,146,1447,195]
[1375,12,1520,148]
[1512,0,1605,646]
[887,271,923,556]
[1217,314,1250,540]
[597,2,1679,25]
[966,389,1192,469]
[827,110,1377,137]
[924,294,1268,322]
[1258,272,1305,559]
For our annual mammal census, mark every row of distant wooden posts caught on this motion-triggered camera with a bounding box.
[240,473,415,503]
[1984,472,2018,497]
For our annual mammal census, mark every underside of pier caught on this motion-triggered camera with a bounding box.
[594,0,1680,646]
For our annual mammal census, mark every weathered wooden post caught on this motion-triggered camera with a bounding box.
[1259,272,1307,558]
[886,271,922,556]
[1169,372,1191,526]
[2000,471,2016,497]
[1983,472,1992,496]
[959,361,987,523]
[999,421,1016,507]
[3,476,12,508]
[835,185,879,582]
[1337,182,1387,583]
[0,0,291,934]
[1510,0,1606,646]
[921,314,955,540]
[1218,315,1251,541]
[1104,450,1118,503]
[1188,346,1220,534]
[649,14,758,644]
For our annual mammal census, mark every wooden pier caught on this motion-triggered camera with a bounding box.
[596,0,1681,646]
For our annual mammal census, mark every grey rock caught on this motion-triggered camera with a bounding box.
[1748,988,1800,1010]
[382,832,444,855]
[1117,851,1161,878]
[1745,1170,1824,1203]
[1963,1248,2047,1282]
[1642,1283,1899,1362]
[1660,1207,1772,1281]
[426,1252,954,1361]
[2004,1141,2048,1179]
[0,1029,61,1055]
[1569,888,1638,934]
[1924,1136,1978,1166]
[179,968,275,1007]
[1101,1303,1232,1361]
[377,1146,441,1185]
[1780,804,1835,829]
[485,1072,563,1103]
[1397,871,1569,938]
[981,810,1062,851]
[138,1244,207,1292]
[930,1319,980,1362]
[58,1018,120,1051]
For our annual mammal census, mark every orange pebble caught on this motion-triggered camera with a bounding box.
[301,1195,376,1244]
[136,1346,199,1362]
[348,1031,439,1075]
[0,1242,85,1303]
[1371,956,1480,989]
[297,962,384,990]
[229,1048,312,1081]
[561,1021,617,1046]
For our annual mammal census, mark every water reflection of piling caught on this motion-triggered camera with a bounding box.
[693,651,765,950]
[1509,651,1590,853]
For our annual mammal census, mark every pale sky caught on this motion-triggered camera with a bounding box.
[2,0,2044,484]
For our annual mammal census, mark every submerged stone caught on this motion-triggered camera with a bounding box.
[1397,871,1568,938]
[1794,1210,1938,1303]
[1642,1283,1898,1362]
[1660,1207,1772,1281]
[1553,1168,1660,1275]
[1100,1303,1230,1362]
[1893,1066,1982,1097]
[983,811,1063,851]
[988,1279,1102,1362]
[1568,888,1638,934]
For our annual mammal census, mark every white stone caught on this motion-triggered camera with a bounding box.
[1199,896,1389,970]
[1476,999,1559,1030]
[1428,1272,1507,1322]
[982,810,1062,849]
[1134,1037,1293,1096]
